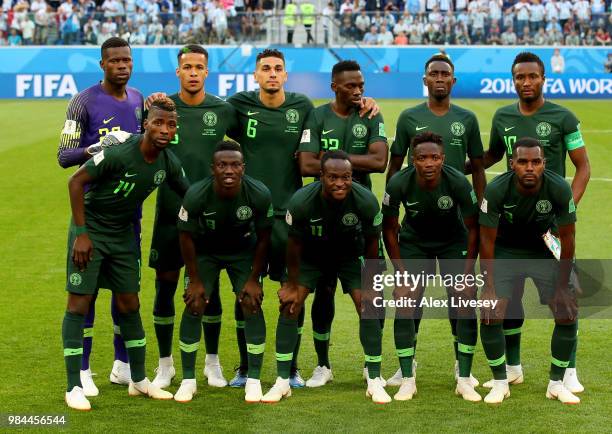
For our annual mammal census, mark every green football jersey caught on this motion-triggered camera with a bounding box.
[178,175,273,255]
[383,165,478,249]
[286,181,382,262]
[479,170,577,252]
[155,93,237,219]
[489,101,584,177]
[391,102,484,171]
[227,91,314,214]
[84,135,189,238]
[298,103,387,189]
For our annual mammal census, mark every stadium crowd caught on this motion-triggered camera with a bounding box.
[0,0,610,46]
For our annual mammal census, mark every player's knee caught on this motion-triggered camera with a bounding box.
[554,317,577,326]
[281,305,300,321]
[67,293,93,316]
[156,269,180,282]
[115,293,140,313]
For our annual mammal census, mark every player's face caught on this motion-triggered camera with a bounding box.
[212,150,244,188]
[412,142,445,181]
[144,108,178,150]
[511,146,545,188]
[332,70,364,107]
[423,61,455,100]
[512,62,544,103]
[176,52,208,94]
[254,56,287,94]
[100,46,133,86]
[321,159,353,201]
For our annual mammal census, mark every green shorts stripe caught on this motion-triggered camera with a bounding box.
[236,320,245,329]
[82,327,94,338]
[153,315,174,325]
[202,315,222,324]
[365,355,382,363]
[503,327,522,336]
[64,347,83,357]
[125,338,146,349]
[458,343,476,354]
[276,352,293,362]
[396,347,415,358]
[551,357,570,368]
[488,355,506,367]
[179,340,199,353]
[247,343,266,355]
[313,331,330,341]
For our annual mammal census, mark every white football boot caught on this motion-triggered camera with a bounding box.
[65,386,91,411]
[305,366,333,388]
[174,379,197,403]
[129,378,173,400]
[546,380,580,404]
[261,377,292,403]
[204,354,228,387]
[80,369,99,397]
[152,356,176,388]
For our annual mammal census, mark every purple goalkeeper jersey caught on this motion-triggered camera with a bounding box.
[57,83,144,168]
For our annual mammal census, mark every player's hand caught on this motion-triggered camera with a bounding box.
[358,97,380,119]
[239,278,264,314]
[550,287,578,322]
[72,233,93,271]
[278,283,301,315]
[480,288,500,325]
[101,130,131,148]
[144,92,168,110]
[184,278,208,315]
[85,143,102,156]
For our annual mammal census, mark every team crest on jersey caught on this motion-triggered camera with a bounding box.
[450,122,465,137]
[536,122,552,137]
[69,273,82,286]
[153,170,166,185]
[438,196,454,210]
[236,206,253,220]
[135,107,142,122]
[536,200,552,214]
[203,111,218,127]
[342,213,359,226]
[285,109,299,124]
[352,124,367,139]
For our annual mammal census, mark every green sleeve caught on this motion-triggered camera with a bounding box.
[466,113,484,159]
[554,181,578,226]
[298,109,321,153]
[478,183,502,228]
[488,111,506,157]
[177,185,202,233]
[562,111,584,151]
[254,186,275,231]
[455,176,479,218]
[84,148,120,180]
[381,172,402,217]
[390,111,409,157]
[286,198,309,239]
[166,150,190,197]
[361,193,383,237]
[367,112,388,145]
[225,103,240,138]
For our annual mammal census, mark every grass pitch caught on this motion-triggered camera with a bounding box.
[0,99,610,433]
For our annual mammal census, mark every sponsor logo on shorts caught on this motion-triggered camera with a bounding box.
[285,210,293,225]
[153,170,166,185]
[69,273,82,286]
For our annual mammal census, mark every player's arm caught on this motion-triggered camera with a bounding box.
[466,115,505,173]
[58,93,90,168]
[358,97,380,119]
[297,112,323,176]
[463,214,479,274]
[567,144,590,206]
[465,115,487,202]
[386,113,409,183]
[67,165,95,270]
[381,183,405,273]
[469,157,486,203]
[478,188,502,322]
[551,222,577,320]
[166,154,191,198]
[179,230,207,315]
[280,207,306,314]
[349,141,389,173]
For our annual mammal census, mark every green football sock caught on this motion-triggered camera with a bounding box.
[413,318,421,354]
[290,307,305,373]
[62,311,85,391]
[244,310,266,379]
[457,318,478,378]
[117,310,147,382]
[480,323,506,380]
[202,289,222,355]
[503,317,523,366]
[275,315,298,379]
[393,318,415,378]
[235,300,248,369]
[179,311,202,379]
[153,279,177,358]
[550,322,577,381]
[449,314,458,360]
[311,285,335,368]
[360,318,382,379]
[568,322,578,368]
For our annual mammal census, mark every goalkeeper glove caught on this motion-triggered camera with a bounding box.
[86,130,132,155]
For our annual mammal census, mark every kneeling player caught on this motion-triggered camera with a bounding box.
[62,98,189,410]
[263,151,390,404]
[175,141,272,403]
[479,137,579,404]
[382,132,481,402]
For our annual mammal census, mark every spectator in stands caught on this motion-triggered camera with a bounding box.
[604,52,612,72]
[551,48,565,73]
[34,4,51,44]
[455,26,470,43]
[489,0,502,26]
[591,0,606,28]
[284,0,297,44]
[62,5,81,44]
[502,7,514,32]
[470,5,486,36]
[595,27,611,45]
[102,16,118,35]
[84,26,98,44]
[355,9,371,37]
[8,28,22,45]
[501,24,517,44]
[549,28,564,44]
[514,0,530,37]
[573,0,590,28]
[384,9,396,27]
[520,25,533,44]
[409,27,423,43]
[378,22,394,43]
[472,27,485,43]
[395,29,408,43]
[20,15,35,44]
[339,0,353,15]
[372,11,384,28]
[565,28,580,45]
[102,0,121,18]
[545,0,559,23]
[546,17,562,33]
[363,25,378,44]
[428,5,442,29]
[529,0,544,33]
[533,26,546,44]
[147,27,165,43]
[558,0,572,30]
[164,18,177,43]
[394,16,410,35]
[487,22,501,43]
[339,13,354,40]
[322,1,334,45]
[424,23,441,42]
[583,27,595,45]
[442,23,454,43]
[443,9,455,27]
[178,16,192,39]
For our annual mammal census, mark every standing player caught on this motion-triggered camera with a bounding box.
[62,98,189,410]
[174,141,272,403]
[262,151,390,404]
[57,37,144,396]
[297,59,388,387]
[478,137,579,404]
[147,45,237,389]
[472,52,590,393]
[382,132,481,402]
[385,53,486,387]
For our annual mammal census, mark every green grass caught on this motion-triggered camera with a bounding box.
[1,99,610,433]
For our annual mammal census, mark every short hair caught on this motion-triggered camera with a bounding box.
[321,150,351,171]
[332,60,361,80]
[178,44,208,62]
[411,131,444,151]
[101,37,130,58]
[512,136,543,157]
[256,48,285,65]
[148,97,176,115]
[425,53,454,73]
[512,51,545,76]
[213,140,242,156]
